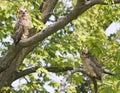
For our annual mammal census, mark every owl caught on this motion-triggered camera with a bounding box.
[13,7,32,45]
[81,50,103,80]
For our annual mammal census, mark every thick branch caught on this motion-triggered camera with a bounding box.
[19,0,95,47]
[0,45,22,73]
[115,0,120,3]
[0,0,58,88]
[19,0,120,47]
[13,66,114,92]
[40,0,58,23]
[0,0,119,88]
[13,66,73,81]
[0,0,58,73]
[91,0,120,4]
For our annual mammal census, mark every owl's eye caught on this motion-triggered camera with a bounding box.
[19,10,22,13]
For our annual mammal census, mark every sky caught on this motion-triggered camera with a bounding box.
[105,22,120,36]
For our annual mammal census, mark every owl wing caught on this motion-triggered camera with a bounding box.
[88,53,102,68]
[88,55,103,80]
[89,62,102,80]
[13,23,24,45]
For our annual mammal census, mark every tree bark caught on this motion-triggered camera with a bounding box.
[0,0,120,90]
[0,0,58,89]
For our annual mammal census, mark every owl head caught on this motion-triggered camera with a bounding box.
[18,7,29,18]
[81,49,89,58]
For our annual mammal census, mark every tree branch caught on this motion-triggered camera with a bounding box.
[19,0,120,47]
[115,0,120,3]
[59,67,84,93]
[89,0,120,4]
[13,66,114,92]
[19,0,95,47]
[40,0,58,23]
[13,66,73,81]
[0,0,58,73]
[91,77,98,93]
[0,45,22,73]
[103,68,115,75]
[0,0,119,88]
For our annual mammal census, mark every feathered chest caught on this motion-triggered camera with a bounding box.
[17,17,31,29]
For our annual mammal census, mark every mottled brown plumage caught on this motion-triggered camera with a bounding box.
[81,50,114,93]
[81,50,114,81]
[81,51,103,81]
[13,7,31,45]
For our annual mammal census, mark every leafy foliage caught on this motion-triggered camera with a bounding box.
[0,0,120,93]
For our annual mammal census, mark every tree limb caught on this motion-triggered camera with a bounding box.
[19,0,120,47]
[0,45,22,73]
[19,0,95,47]
[13,66,114,93]
[59,67,84,93]
[90,0,120,4]
[0,0,119,89]
[0,0,58,73]
[45,66,73,72]
[0,0,59,88]
[91,77,98,93]
[40,0,58,23]
[13,66,73,81]
[103,68,115,75]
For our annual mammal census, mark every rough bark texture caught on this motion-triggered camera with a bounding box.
[0,0,120,90]
[0,0,58,89]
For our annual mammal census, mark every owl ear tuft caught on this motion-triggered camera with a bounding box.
[18,6,26,12]
[82,48,88,55]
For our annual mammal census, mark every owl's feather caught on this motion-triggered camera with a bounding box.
[13,7,31,45]
[81,51,113,81]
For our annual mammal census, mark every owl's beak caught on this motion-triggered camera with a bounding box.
[23,12,25,14]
